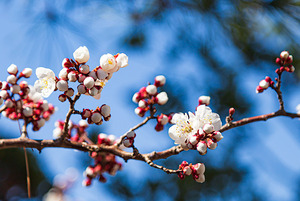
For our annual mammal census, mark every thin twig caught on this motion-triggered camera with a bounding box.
[23,147,31,198]
[144,156,181,174]
[116,116,155,147]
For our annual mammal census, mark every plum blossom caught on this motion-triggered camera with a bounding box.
[169,105,222,149]
[34,67,56,98]
[100,53,118,73]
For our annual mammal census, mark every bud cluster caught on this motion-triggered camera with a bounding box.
[82,133,122,186]
[256,76,274,93]
[1,64,55,131]
[155,113,172,131]
[178,161,205,183]
[53,120,88,141]
[57,47,128,101]
[122,131,136,147]
[275,51,295,73]
[132,75,169,117]
[186,124,223,155]
[81,104,111,125]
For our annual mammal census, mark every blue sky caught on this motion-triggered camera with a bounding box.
[0,1,300,200]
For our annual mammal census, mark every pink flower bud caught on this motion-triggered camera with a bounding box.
[259,80,269,89]
[37,118,46,128]
[156,92,168,105]
[126,131,136,138]
[79,64,90,74]
[73,46,90,64]
[203,124,214,134]
[146,85,157,95]
[275,57,282,65]
[280,51,289,60]
[0,90,9,100]
[213,131,223,142]
[62,58,74,68]
[198,96,210,106]
[116,53,129,68]
[78,74,86,83]
[154,75,166,87]
[138,99,147,108]
[193,163,205,175]
[183,166,192,176]
[88,87,98,96]
[96,68,108,80]
[84,77,95,89]
[77,84,87,94]
[65,88,74,97]
[100,104,111,118]
[23,107,33,117]
[194,174,205,183]
[132,93,140,103]
[155,123,164,131]
[5,99,14,108]
[59,68,68,80]
[206,138,217,150]
[123,138,133,147]
[82,109,91,119]
[68,71,77,82]
[20,68,32,78]
[57,80,68,91]
[157,114,168,125]
[58,94,67,102]
[196,141,207,155]
[7,64,18,75]
[19,81,28,89]
[82,178,92,186]
[287,55,293,63]
[91,112,102,123]
[7,75,17,84]
[10,85,20,94]
[229,108,235,116]
[189,135,199,145]
[135,107,146,117]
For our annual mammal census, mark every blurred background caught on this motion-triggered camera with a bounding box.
[0,0,300,200]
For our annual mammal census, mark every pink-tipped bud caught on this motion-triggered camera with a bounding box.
[7,64,18,75]
[77,84,87,94]
[0,90,9,100]
[91,112,102,124]
[57,80,69,91]
[154,75,166,87]
[206,138,217,150]
[79,64,90,74]
[280,51,289,60]
[123,138,133,147]
[195,174,205,183]
[157,114,169,125]
[7,75,17,84]
[213,131,223,142]
[196,141,207,155]
[82,178,92,187]
[68,71,77,82]
[96,68,108,80]
[156,92,168,105]
[146,85,157,95]
[23,107,33,117]
[78,74,86,83]
[59,68,68,80]
[81,109,91,119]
[138,99,147,108]
[65,88,74,97]
[58,94,67,102]
[193,163,205,175]
[126,131,136,138]
[100,104,111,118]
[275,57,282,65]
[256,86,264,93]
[62,58,74,68]
[20,68,32,78]
[229,108,235,116]
[183,166,192,176]
[287,55,293,63]
[10,85,20,94]
[189,135,199,146]
[135,107,146,117]
[155,123,164,131]
[19,81,28,89]
[259,80,269,89]
[84,77,95,89]
[198,96,210,106]
[132,93,140,103]
[203,124,214,134]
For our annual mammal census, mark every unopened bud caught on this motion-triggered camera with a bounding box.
[84,77,95,89]
[7,64,18,75]
[154,75,166,87]
[146,85,157,95]
[57,80,68,91]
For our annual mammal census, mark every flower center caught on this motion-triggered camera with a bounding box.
[177,120,193,137]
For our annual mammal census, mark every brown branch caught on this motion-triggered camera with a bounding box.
[0,138,183,163]
[23,147,31,198]
[220,110,300,133]
[144,156,180,174]
[60,93,81,140]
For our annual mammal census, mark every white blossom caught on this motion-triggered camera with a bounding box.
[116,53,128,68]
[73,46,90,64]
[100,53,118,73]
[34,67,56,98]
[28,85,42,102]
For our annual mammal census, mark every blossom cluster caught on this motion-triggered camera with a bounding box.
[178,161,206,183]
[81,104,111,125]
[82,133,122,186]
[256,51,294,93]
[0,65,55,131]
[34,46,128,100]
[169,102,223,155]
[132,75,169,117]
[53,120,88,141]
